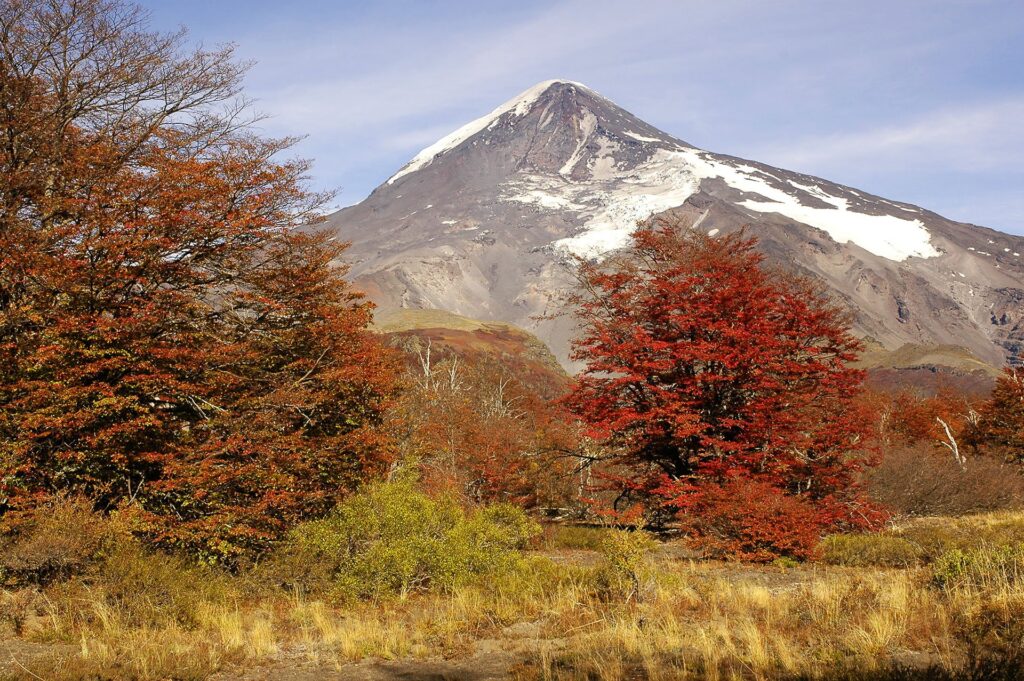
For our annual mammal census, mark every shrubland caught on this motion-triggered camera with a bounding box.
[3,502,1024,679]
[3,2,1024,679]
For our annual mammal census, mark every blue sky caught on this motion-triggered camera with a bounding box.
[140,1,1024,234]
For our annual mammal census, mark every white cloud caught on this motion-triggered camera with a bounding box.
[244,0,691,136]
[752,97,1024,174]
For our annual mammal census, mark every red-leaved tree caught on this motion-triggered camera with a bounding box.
[564,219,882,558]
[0,0,401,562]
[973,368,1024,462]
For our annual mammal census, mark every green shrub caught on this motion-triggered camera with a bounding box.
[820,533,922,567]
[266,475,540,600]
[932,543,1024,592]
[594,528,656,602]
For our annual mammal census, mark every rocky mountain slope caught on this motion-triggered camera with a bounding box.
[326,80,1024,370]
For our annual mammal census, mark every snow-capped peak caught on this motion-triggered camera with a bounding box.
[386,79,592,185]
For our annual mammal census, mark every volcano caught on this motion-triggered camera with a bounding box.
[325,80,1024,370]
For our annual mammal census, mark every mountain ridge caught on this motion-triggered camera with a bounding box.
[326,79,1024,370]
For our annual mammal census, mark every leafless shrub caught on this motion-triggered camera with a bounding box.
[0,496,112,586]
[868,443,1024,517]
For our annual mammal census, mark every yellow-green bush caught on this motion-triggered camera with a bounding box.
[820,533,922,567]
[594,528,656,602]
[266,475,540,600]
[932,543,1024,592]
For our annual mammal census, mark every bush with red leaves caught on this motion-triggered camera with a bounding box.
[680,479,826,562]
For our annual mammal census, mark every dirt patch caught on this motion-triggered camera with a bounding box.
[0,639,79,678]
[213,638,547,681]
[214,655,518,681]
[211,619,564,681]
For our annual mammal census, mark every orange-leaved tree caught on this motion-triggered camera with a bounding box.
[564,219,882,559]
[0,0,400,562]
[387,339,580,508]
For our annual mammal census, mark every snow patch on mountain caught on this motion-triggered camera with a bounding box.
[589,137,621,180]
[678,150,940,261]
[559,108,597,176]
[506,187,586,211]
[554,151,700,257]
[500,146,701,259]
[623,130,662,143]
[519,141,940,262]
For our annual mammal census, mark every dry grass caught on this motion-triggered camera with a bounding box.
[3,513,1024,680]
[539,524,611,552]
[822,509,1024,569]
[518,563,956,680]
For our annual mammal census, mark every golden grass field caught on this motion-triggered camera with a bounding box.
[1,511,1023,680]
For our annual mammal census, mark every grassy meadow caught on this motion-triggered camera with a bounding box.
[2,486,1024,681]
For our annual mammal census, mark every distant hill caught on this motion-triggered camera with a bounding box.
[855,340,1000,396]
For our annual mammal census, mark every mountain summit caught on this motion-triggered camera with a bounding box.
[326,80,1024,369]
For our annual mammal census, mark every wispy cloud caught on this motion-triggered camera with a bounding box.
[242,0,695,135]
[754,98,1024,174]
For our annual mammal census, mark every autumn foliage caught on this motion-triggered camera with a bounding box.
[387,339,579,508]
[974,368,1024,461]
[0,0,399,561]
[564,220,882,557]
[681,478,827,562]
[864,385,979,450]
